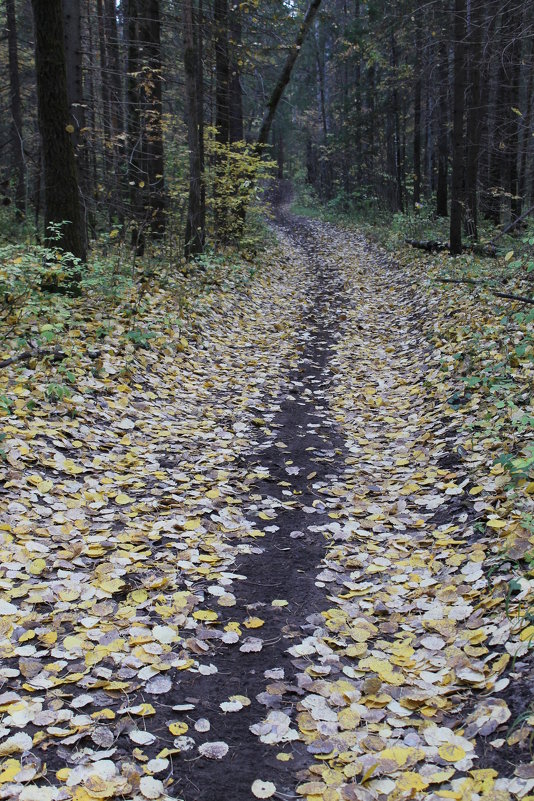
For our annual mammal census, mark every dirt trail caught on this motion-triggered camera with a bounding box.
[176,216,350,800]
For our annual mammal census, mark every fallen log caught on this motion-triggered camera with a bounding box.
[405,238,448,252]
[436,277,534,305]
[405,239,496,257]
[490,203,534,245]
[0,347,66,369]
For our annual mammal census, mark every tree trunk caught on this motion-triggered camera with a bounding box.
[257,0,323,148]
[31,0,86,276]
[183,0,204,256]
[126,0,145,252]
[450,0,466,255]
[214,0,230,145]
[413,18,422,207]
[140,0,166,238]
[229,4,243,143]
[61,0,84,150]
[436,37,449,217]
[5,0,25,216]
[104,0,126,223]
[464,0,484,240]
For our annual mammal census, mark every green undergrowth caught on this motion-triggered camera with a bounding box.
[0,215,273,426]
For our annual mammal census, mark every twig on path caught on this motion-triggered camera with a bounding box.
[0,346,67,369]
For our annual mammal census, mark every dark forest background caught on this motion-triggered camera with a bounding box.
[1,0,534,268]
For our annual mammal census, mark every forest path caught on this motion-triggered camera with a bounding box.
[175,215,351,800]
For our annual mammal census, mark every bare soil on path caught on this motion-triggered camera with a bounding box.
[175,216,351,800]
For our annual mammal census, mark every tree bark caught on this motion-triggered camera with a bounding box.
[229,3,243,143]
[413,18,422,207]
[183,0,205,256]
[139,0,166,238]
[450,0,466,255]
[436,36,449,217]
[464,0,484,239]
[31,0,86,273]
[5,0,25,216]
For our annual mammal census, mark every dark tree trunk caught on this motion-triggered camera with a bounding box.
[507,6,523,218]
[140,0,166,238]
[464,0,484,239]
[413,18,422,207]
[195,0,206,231]
[450,0,466,255]
[5,0,25,216]
[61,0,84,150]
[229,3,243,143]
[126,0,145,252]
[436,37,449,217]
[257,0,323,147]
[104,0,125,223]
[184,0,204,256]
[31,0,86,274]
[390,31,404,212]
[214,0,230,145]
[214,0,230,239]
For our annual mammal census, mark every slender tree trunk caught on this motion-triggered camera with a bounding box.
[183,0,204,256]
[5,0,25,216]
[195,0,206,233]
[390,31,403,212]
[31,0,86,284]
[214,0,230,145]
[257,0,323,147]
[413,18,422,207]
[104,0,125,223]
[436,37,449,217]
[228,4,243,142]
[126,0,145,252]
[214,0,230,239]
[450,0,466,255]
[140,0,165,238]
[508,6,523,218]
[464,0,484,239]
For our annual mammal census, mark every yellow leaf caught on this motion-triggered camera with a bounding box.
[520,625,534,642]
[244,616,264,629]
[486,518,506,528]
[65,124,75,133]
[438,744,466,762]
[0,759,20,785]
[115,493,133,505]
[469,486,484,495]
[193,609,218,622]
[168,721,188,736]
[206,489,220,499]
[28,558,46,575]
[395,773,429,792]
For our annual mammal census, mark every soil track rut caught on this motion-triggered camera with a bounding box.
[176,216,350,800]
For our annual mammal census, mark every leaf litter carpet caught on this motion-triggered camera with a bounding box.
[0,217,533,800]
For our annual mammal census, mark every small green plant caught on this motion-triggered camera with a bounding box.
[0,394,13,415]
[126,327,158,349]
[46,382,72,403]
